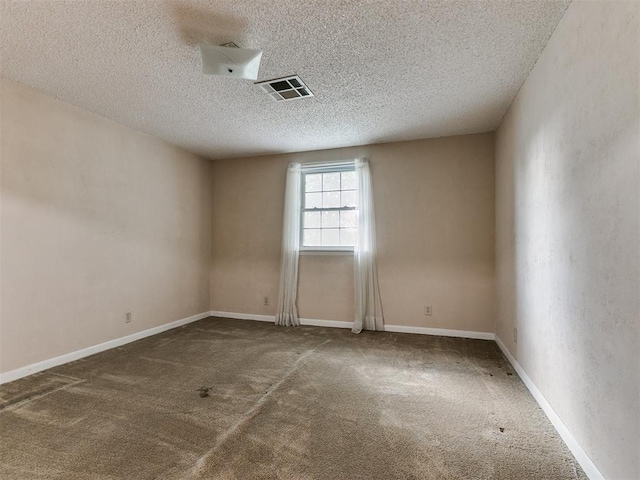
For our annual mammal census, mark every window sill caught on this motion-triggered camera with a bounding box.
[300,249,354,256]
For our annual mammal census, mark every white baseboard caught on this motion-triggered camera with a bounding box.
[209,311,494,340]
[301,318,353,329]
[384,324,495,340]
[0,311,211,385]
[209,311,274,322]
[494,336,605,480]
[210,310,352,329]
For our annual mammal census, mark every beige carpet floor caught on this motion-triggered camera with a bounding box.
[0,317,586,479]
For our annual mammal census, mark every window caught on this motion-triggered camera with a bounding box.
[277,158,382,329]
[300,163,358,250]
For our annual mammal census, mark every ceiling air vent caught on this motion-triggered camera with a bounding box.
[256,75,314,102]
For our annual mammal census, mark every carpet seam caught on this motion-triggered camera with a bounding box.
[0,378,86,412]
[181,339,331,479]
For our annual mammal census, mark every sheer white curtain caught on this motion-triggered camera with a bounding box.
[352,158,384,333]
[275,162,302,326]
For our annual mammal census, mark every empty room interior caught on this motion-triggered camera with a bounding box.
[0,1,638,479]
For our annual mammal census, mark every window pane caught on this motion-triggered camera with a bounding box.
[323,191,340,208]
[305,192,322,209]
[305,174,322,192]
[300,167,360,250]
[304,211,321,228]
[322,210,339,228]
[340,210,357,228]
[341,190,357,207]
[322,229,340,246]
[323,172,340,191]
[303,229,321,246]
[340,228,357,246]
[341,171,356,190]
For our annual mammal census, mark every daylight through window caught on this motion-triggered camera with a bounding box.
[301,166,357,249]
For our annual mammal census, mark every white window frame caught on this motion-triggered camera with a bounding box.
[299,161,357,254]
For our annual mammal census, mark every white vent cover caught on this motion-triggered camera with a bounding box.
[256,75,314,101]
[199,43,263,80]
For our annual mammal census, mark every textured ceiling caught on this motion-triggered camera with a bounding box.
[0,0,570,160]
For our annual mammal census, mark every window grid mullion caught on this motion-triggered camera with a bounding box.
[302,207,356,212]
[301,166,357,249]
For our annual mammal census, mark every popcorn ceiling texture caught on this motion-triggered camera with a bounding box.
[0,0,570,160]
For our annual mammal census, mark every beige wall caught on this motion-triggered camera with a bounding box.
[211,134,495,332]
[0,79,212,374]
[495,1,639,478]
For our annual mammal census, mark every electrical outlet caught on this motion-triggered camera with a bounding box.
[514,327,518,344]
[263,296,270,307]
[125,312,132,324]
[424,305,432,316]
